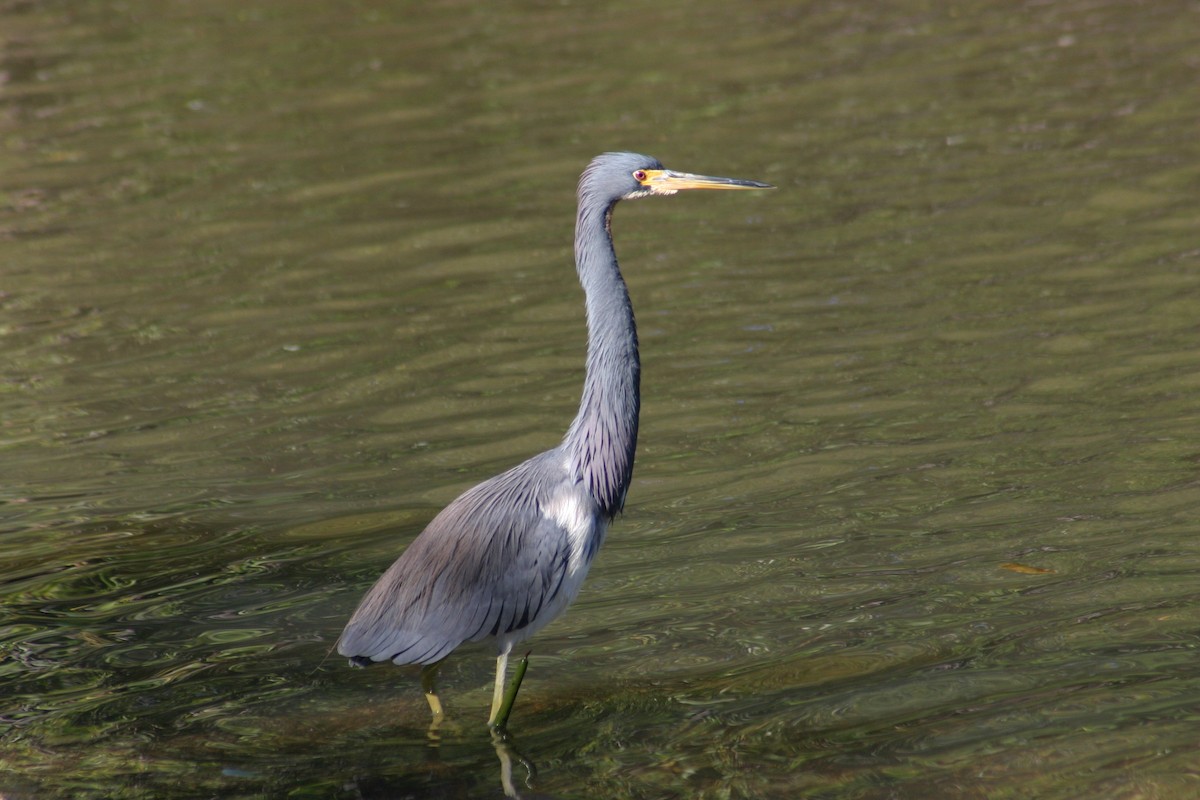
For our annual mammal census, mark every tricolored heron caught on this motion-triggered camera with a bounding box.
[337,152,771,726]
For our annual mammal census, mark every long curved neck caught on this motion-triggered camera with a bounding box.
[563,200,641,519]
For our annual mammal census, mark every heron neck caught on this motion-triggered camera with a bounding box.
[564,203,641,518]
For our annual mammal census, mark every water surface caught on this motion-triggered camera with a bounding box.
[3,1,1200,797]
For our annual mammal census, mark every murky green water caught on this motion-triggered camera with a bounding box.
[4,1,1200,797]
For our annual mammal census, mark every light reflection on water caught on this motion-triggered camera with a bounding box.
[4,0,1200,797]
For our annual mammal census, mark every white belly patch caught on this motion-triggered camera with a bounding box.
[544,488,603,575]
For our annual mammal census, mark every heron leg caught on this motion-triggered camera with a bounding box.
[420,661,445,719]
[488,650,510,726]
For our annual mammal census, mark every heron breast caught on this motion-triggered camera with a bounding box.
[543,487,603,576]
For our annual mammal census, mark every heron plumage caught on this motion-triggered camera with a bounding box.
[337,450,605,665]
[336,152,770,724]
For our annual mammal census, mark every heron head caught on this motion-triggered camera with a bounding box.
[580,152,773,206]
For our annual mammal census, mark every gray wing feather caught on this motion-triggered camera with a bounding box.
[337,450,581,665]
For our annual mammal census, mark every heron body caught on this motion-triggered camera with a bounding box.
[337,152,771,725]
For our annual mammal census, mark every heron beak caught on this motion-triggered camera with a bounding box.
[640,169,773,193]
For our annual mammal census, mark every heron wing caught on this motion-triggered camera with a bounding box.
[337,450,594,665]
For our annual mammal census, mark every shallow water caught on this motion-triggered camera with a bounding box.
[3,1,1200,797]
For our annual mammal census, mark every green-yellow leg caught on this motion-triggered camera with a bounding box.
[488,650,509,727]
[420,662,445,720]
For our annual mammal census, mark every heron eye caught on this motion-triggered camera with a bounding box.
[633,169,648,182]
